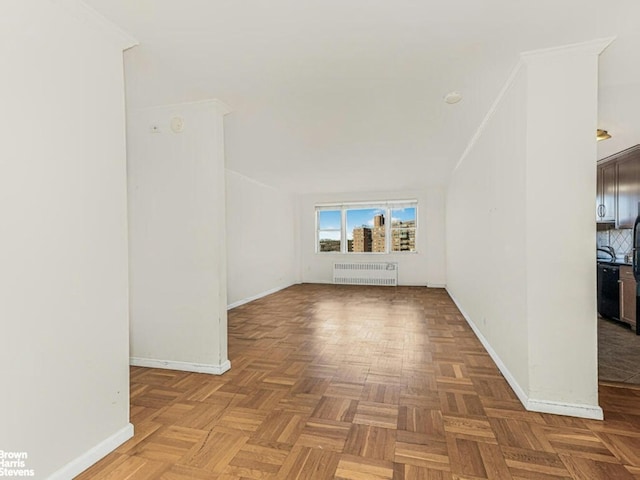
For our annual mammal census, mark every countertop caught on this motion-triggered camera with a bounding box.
[597,258,632,266]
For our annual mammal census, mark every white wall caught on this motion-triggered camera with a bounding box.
[226,170,299,308]
[447,40,609,419]
[127,100,230,374]
[447,66,530,393]
[597,0,640,160]
[523,44,602,409]
[0,1,135,478]
[598,81,640,159]
[300,188,446,287]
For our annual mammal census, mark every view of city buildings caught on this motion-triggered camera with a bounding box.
[391,220,416,251]
[352,226,372,252]
[318,206,416,253]
[319,239,341,252]
[352,214,386,252]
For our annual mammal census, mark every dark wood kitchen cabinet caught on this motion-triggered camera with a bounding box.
[619,265,637,329]
[597,145,640,227]
[596,162,616,223]
[614,147,640,228]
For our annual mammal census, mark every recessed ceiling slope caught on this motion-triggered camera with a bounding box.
[85,0,603,194]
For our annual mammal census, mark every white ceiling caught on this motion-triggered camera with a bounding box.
[84,0,637,194]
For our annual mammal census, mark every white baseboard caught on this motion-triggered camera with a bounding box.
[47,423,133,480]
[446,289,530,406]
[526,398,603,420]
[227,282,298,310]
[301,280,437,287]
[130,357,231,375]
[446,288,603,420]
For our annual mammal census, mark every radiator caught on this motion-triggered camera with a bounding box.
[333,262,398,286]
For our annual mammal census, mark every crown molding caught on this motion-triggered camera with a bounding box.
[452,59,525,174]
[520,36,616,63]
[50,0,138,51]
[452,37,616,175]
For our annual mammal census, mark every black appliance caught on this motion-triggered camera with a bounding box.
[635,208,640,281]
[597,263,620,321]
[634,205,640,334]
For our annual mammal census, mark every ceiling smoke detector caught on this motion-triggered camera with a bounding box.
[444,91,462,104]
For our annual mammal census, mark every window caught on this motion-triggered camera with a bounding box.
[391,206,416,252]
[346,208,385,252]
[317,209,342,252]
[315,201,417,253]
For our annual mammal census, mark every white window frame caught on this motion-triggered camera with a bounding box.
[316,207,343,253]
[315,200,418,254]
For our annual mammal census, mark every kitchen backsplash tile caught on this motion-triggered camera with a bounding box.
[597,230,609,248]
[598,228,633,255]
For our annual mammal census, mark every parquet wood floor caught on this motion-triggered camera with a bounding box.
[77,284,640,480]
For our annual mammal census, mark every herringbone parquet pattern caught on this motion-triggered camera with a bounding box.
[77,284,640,479]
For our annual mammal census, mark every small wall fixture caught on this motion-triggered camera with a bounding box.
[597,129,611,141]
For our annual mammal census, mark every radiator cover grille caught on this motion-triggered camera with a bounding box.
[333,262,398,286]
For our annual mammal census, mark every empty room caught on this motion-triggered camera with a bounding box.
[3,1,640,479]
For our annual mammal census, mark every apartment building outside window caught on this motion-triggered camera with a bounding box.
[316,200,417,254]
